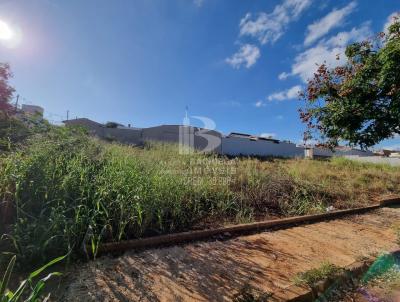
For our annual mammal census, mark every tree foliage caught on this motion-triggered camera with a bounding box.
[0,63,15,115]
[0,63,51,151]
[300,16,400,148]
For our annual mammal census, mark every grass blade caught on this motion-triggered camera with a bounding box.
[0,255,16,299]
[28,254,67,279]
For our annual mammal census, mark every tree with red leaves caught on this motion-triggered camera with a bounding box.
[300,16,400,149]
[0,63,15,115]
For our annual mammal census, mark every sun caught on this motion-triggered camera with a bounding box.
[0,20,13,40]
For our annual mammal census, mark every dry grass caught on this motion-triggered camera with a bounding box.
[1,128,400,265]
[283,157,400,209]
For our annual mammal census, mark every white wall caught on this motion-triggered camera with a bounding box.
[336,149,374,157]
[345,155,400,166]
[21,104,44,115]
[220,137,304,158]
[313,148,333,157]
[313,148,374,158]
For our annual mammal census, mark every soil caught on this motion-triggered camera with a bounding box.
[56,207,400,302]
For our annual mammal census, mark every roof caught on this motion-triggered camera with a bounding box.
[227,132,252,138]
[258,136,280,143]
[62,118,103,127]
[227,132,280,143]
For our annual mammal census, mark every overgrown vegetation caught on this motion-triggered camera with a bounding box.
[326,253,400,301]
[0,254,65,302]
[294,262,342,286]
[1,124,400,265]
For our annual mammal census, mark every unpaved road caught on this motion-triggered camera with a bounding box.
[60,207,400,302]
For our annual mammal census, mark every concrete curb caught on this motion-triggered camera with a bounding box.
[92,196,400,256]
[378,195,400,207]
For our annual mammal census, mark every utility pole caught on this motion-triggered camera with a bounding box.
[15,94,19,110]
[66,110,69,121]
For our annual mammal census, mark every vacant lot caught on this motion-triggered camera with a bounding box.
[1,127,400,265]
[59,207,400,302]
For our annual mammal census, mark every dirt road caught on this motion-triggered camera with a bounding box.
[60,207,400,301]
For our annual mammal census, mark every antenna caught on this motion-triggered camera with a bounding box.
[183,106,190,126]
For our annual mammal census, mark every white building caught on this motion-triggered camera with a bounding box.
[221,133,304,158]
[21,104,44,116]
[63,118,374,159]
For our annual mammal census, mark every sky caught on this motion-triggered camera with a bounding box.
[0,0,399,149]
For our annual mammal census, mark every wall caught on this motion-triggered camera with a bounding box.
[344,155,400,166]
[336,149,374,157]
[21,104,44,115]
[102,128,142,145]
[313,148,374,158]
[64,119,375,159]
[64,119,105,136]
[220,137,304,158]
[143,125,222,153]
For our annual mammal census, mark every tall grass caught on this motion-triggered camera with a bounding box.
[1,127,399,265]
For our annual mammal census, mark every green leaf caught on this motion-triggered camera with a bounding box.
[7,280,27,302]
[28,254,67,279]
[0,255,16,300]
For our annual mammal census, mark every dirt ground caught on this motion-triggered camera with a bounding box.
[57,207,400,302]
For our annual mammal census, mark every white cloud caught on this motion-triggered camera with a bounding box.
[254,100,266,107]
[226,44,260,69]
[239,0,313,45]
[304,1,357,46]
[268,85,302,101]
[291,22,371,82]
[260,133,276,138]
[278,72,289,80]
[276,115,284,120]
[383,12,399,34]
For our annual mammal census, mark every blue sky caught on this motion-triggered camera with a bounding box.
[0,0,399,149]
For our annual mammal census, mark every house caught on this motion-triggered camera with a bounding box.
[221,132,304,158]
[63,118,103,133]
[21,104,44,116]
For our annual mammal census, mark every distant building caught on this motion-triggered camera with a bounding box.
[221,132,303,158]
[305,145,374,158]
[63,117,374,159]
[21,104,44,116]
[389,152,400,158]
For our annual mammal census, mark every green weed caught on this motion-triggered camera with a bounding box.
[0,254,65,302]
[294,262,342,286]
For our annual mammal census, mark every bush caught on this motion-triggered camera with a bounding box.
[0,114,51,152]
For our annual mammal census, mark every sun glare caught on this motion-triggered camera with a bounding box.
[0,20,13,40]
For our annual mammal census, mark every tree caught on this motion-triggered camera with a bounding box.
[0,64,52,151]
[300,16,400,149]
[0,63,15,115]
